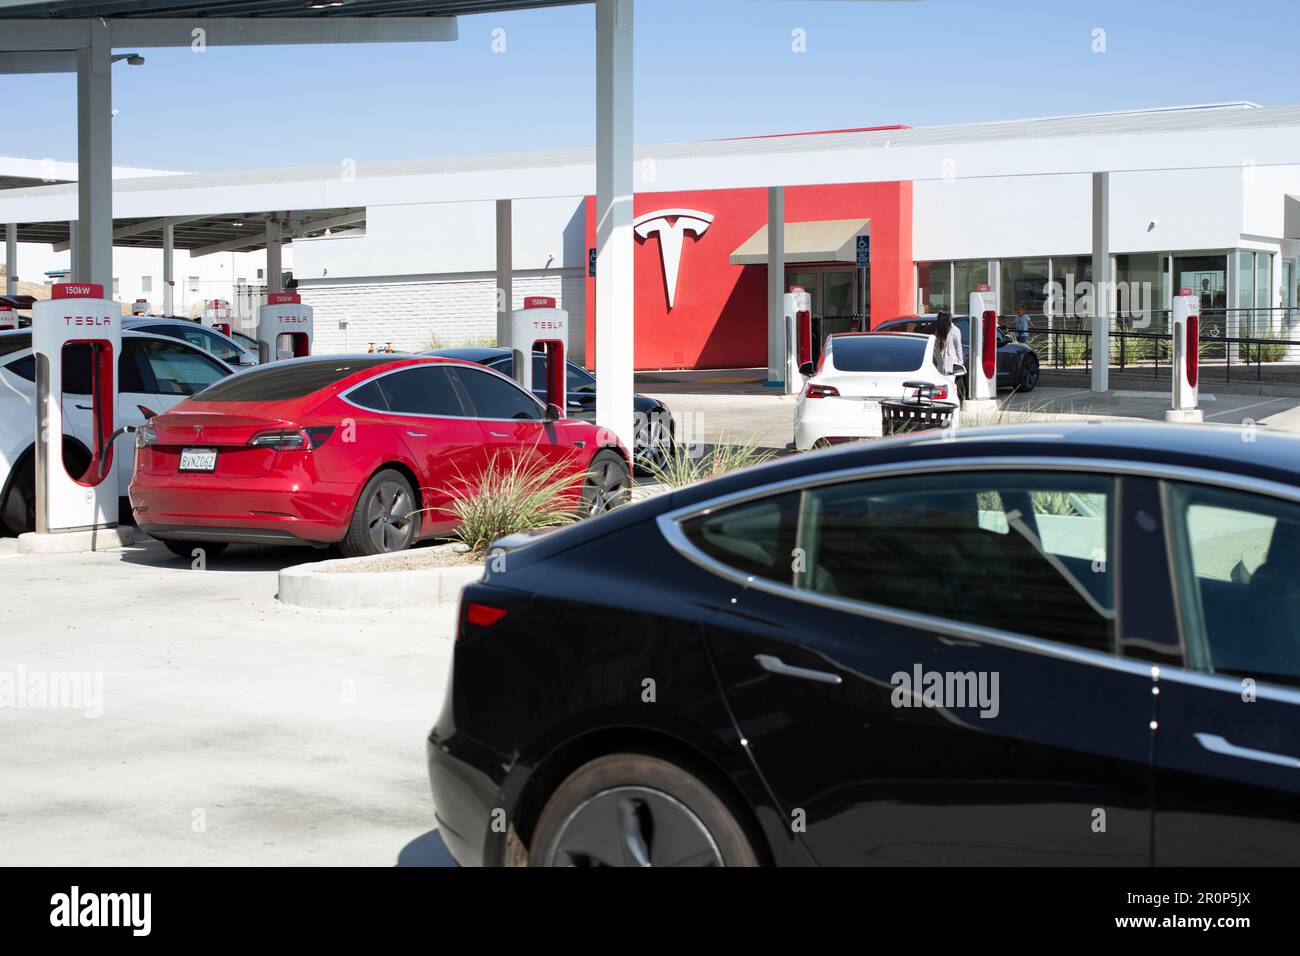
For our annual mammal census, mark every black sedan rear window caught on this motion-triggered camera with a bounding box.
[829,336,928,372]
[192,357,397,402]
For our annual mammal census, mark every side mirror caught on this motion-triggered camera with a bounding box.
[951,363,967,378]
[799,362,815,377]
[238,355,258,367]
[544,403,562,422]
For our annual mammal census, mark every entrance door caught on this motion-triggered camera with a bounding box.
[786,267,861,362]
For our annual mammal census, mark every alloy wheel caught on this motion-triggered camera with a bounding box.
[365,479,414,552]
[585,458,628,516]
[544,786,724,867]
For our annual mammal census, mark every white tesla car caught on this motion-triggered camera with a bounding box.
[793,331,962,451]
[0,329,232,535]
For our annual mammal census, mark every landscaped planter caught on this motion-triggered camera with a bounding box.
[277,542,484,610]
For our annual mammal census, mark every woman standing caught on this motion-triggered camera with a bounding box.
[934,310,965,399]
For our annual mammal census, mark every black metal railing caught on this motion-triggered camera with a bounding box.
[1012,307,1300,383]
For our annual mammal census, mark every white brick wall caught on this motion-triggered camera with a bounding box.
[298,270,585,359]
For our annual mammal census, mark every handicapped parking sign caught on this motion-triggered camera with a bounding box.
[855,235,870,268]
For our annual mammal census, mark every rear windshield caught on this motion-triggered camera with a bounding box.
[829,335,928,373]
[192,357,397,402]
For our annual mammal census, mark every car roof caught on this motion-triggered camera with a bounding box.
[663,422,1300,512]
[423,346,509,362]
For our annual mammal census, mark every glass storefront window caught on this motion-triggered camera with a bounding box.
[953,260,990,315]
[1049,256,1093,327]
[1114,253,1163,329]
[999,258,1050,318]
[917,261,950,314]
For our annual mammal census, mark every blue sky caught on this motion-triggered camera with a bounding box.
[3,0,1295,171]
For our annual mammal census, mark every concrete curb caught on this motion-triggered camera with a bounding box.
[277,545,484,610]
[17,526,136,554]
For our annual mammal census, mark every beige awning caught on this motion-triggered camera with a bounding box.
[730,218,870,265]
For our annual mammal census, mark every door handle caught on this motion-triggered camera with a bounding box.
[405,431,426,438]
[754,654,842,685]
[75,404,93,410]
[1194,732,1300,769]
[489,431,509,438]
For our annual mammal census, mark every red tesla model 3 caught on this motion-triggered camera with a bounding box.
[128,355,632,559]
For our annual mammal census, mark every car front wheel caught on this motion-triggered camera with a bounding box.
[529,754,759,867]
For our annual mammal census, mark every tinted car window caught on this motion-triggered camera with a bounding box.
[681,492,801,584]
[1167,483,1300,688]
[829,336,928,373]
[5,354,34,382]
[194,357,396,402]
[62,343,93,394]
[567,362,596,393]
[798,472,1115,652]
[375,365,465,416]
[346,379,389,411]
[449,366,542,420]
[125,339,228,396]
[140,323,242,364]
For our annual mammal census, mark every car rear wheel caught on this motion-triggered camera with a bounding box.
[580,450,630,517]
[1019,355,1040,392]
[161,540,229,560]
[529,754,759,867]
[340,469,420,557]
[633,416,674,475]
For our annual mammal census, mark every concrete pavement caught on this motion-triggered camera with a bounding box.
[0,538,456,866]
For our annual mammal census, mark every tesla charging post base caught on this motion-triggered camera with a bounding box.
[508,296,568,409]
[964,285,1000,418]
[257,292,312,364]
[783,287,812,397]
[17,282,134,554]
[1166,289,1204,423]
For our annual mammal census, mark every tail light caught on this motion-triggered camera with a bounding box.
[466,602,508,627]
[805,384,840,399]
[248,427,334,451]
[1186,316,1199,389]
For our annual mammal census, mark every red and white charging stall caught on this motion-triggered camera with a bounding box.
[0,304,17,331]
[967,284,999,407]
[784,286,813,395]
[202,298,233,337]
[508,296,567,410]
[130,299,150,316]
[1166,288,1203,423]
[20,283,133,551]
[256,292,312,364]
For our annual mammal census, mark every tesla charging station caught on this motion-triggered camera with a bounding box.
[508,296,567,409]
[19,282,134,552]
[0,304,16,330]
[256,292,312,364]
[967,284,999,409]
[202,298,233,337]
[1167,288,1203,422]
[784,286,812,396]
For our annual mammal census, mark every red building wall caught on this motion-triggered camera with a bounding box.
[583,181,913,370]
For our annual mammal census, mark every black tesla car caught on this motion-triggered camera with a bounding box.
[875,314,1040,393]
[428,422,1300,866]
[423,347,674,470]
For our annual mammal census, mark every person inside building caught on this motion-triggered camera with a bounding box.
[934,310,964,397]
[1013,303,1031,344]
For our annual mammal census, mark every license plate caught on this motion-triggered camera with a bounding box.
[179,447,217,472]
